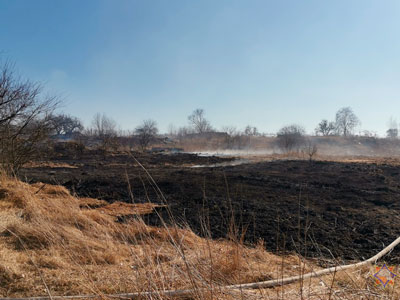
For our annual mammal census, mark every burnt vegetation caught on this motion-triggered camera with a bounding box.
[4,62,400,299]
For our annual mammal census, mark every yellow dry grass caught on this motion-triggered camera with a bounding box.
[0,174,399,299]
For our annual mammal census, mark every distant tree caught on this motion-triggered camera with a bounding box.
[360,130,377,138]
[222,126,239,149]
[315,119,335,136]
[51,114,83,135]
[335,107,360,136]
[0,62,59,172]
[91,113,116,136]
[135,119,158,151]
[90,113,118,150]
[276,124,306,153]
[387,128,398,139]
[167,123,177,137]
[178,126,193,136]
[188,108,212,134]
[387,117,398,139]
[303,138,318,163]
[244,125,259,136]
[222,126,237,136]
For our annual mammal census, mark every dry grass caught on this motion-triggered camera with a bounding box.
[23,161,80,169]
[0,174,399,299]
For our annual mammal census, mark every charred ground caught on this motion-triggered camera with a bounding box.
[20,150,400,264]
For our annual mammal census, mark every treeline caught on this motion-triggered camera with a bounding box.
[48,105,400,157]
[1,62,399,172]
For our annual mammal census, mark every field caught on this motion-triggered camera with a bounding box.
[0,147,398,299]
[20,149,400,264]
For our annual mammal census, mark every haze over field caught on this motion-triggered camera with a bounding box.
[1,0,400,135]
[4,2,400,299]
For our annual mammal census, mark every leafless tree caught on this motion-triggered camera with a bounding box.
[222,126,237,136]
[387,117,398,139]
[0,62,59,172]
[51,113,83,135]
[90,113,118,150]
[315,119,335,136]
[177,126,193,137]
[91,113,116,136]
[335,107,360,136]
[244,125,259,136]
[276,124,306,153]
[387,128,398,139]
[167,123,177,137]
[222,126,239,149]
[303,138,318,163]
[188,108,212,134]
[175,126,194,143]
[135,119,158,151]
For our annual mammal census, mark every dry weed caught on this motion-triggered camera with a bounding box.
[0,174,398,299]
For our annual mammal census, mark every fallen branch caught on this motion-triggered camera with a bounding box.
[1,236,400,300]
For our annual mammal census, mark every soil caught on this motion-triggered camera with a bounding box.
[20,150,400,264]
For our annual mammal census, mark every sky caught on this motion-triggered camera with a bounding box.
[1,0,400,136]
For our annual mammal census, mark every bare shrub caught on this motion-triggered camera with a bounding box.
[276,124,306,153]
[167,123,177,137]
[244,125,259,136]
[387,128,398,139]
[176,126,194,142]
[303,138,318,163]
[387,117,398,139]
[188,108,213,134]
[135,119,158,151]
[222,126,238,149]
[88,113,118,151]
[0,62,58,172]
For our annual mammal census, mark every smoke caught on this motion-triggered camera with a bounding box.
[187,136,400,159]
[188,149,275,157]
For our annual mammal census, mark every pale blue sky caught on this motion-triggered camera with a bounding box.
[1,0,399,135]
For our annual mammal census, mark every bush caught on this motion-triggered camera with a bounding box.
[276,124,306,153]
[0,62,58,172]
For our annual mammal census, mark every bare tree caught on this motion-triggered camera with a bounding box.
[135,119,158,151]
[167,123,177,137]
[360,130,377,138]
[188,108,212,134]
[222,126,237,136]
[244,125,259,136]
[177,126,193,138]
[91,113,116,136]
[51,113,83,135]
[335,107,360,136]
[90,113,118,150]
[222,126,239,149]
[276,124,306,153]
[387,117,398,139]
[387,128,398,139]
[315,119,335,136]
[0,62,59,172]
[303,138,318,163]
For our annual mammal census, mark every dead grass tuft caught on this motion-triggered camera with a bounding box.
[0,264,20,286]
[31,183,71,197]
[0,174,399,299]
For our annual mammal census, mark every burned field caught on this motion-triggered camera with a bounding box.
[20,150,400,263]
